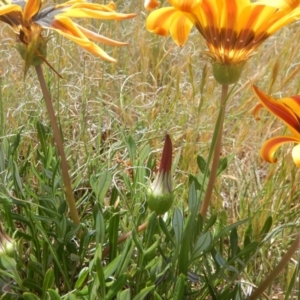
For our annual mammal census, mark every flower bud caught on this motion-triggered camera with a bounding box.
[0,223,14,257]
[147,134,174,215]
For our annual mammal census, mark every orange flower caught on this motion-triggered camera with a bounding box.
[0,0,136,67]
[146,0,300,84]
[253,85,300,167]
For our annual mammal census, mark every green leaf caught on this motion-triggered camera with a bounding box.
[115,239,134,276]
[191,231,212,260]
[230,228,239,258]
[173,274,186,300]
[215,219,248,240]
[197,155,208,175]
[95,244,106,298]
[47,289,62,300]
[95,209,105,244]
[173,207,183,247]
[42,268,55,297]
[109,210,120,261]
[23,292,41,300]
[117,289,131,300]
[91,171,112,206]
[0,255,16,271]
[104,255,122,279]
[188,181,198,212]
[75,267,89,289]
[217,154,234,177]
[104,275,127,300]
[259,215,272,238]
[132,285,155,300]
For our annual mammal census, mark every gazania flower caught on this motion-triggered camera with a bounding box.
[253,85,300,167]
[147,134,174,215]
[0,0,136,73]
[146,0,300,84]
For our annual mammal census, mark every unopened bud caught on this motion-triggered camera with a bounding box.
[147,134,174,215]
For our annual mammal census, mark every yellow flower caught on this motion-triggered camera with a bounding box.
[146,0,300,84]
[0,0,136,68]
[253,85,300,167]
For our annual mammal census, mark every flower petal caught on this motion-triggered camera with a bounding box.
[144,0,160,10]
[260,136,300,163]
[252,85,300,137]
[0,4,22,16]
[76,24,128,46]
[59,2,136,21]
[292,144,300,167]
[146,7,193,46]
[50,16,116,62]
[23,0,41,23]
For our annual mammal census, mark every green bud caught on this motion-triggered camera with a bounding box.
[147,134,174,215]
[212,61,245,85]
[0,224,14,257]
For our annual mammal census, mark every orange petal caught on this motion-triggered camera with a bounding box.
[253,103,263,120]
[144,0,160,10]
[252,85,300,137]
[23,0,41,23]
[260,136,300,163]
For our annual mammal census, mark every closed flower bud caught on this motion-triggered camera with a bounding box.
[0,223,14,257]
[147,134,174,215]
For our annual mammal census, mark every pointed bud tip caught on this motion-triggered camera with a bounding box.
[159,134,172,173]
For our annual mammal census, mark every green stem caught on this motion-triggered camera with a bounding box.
[35,65,80,226]
[248,234,300,300]
[200,84,228,218]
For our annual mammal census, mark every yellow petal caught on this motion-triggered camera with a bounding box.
[146,7,193,46]
[260,136,300,163]
[51,16,116,62]
[0,4,22,16]
[292,144,300,167]
[60,3,136,21]
[23,0,41,23]
[76,24,128,46]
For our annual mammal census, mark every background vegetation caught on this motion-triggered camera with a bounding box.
[0,0,300,299]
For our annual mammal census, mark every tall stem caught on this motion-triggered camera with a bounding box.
[35,65,80,225]
[200,84,228,218]
[248,234,300,300]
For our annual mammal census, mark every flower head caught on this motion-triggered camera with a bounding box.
[0,0,136,73]
[253,85,300,167]
[147,134,174,215]
[146,0,300,84]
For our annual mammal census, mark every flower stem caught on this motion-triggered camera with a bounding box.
[248,234,300,300]
[35,65,80,226]
[200,84,228,218]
